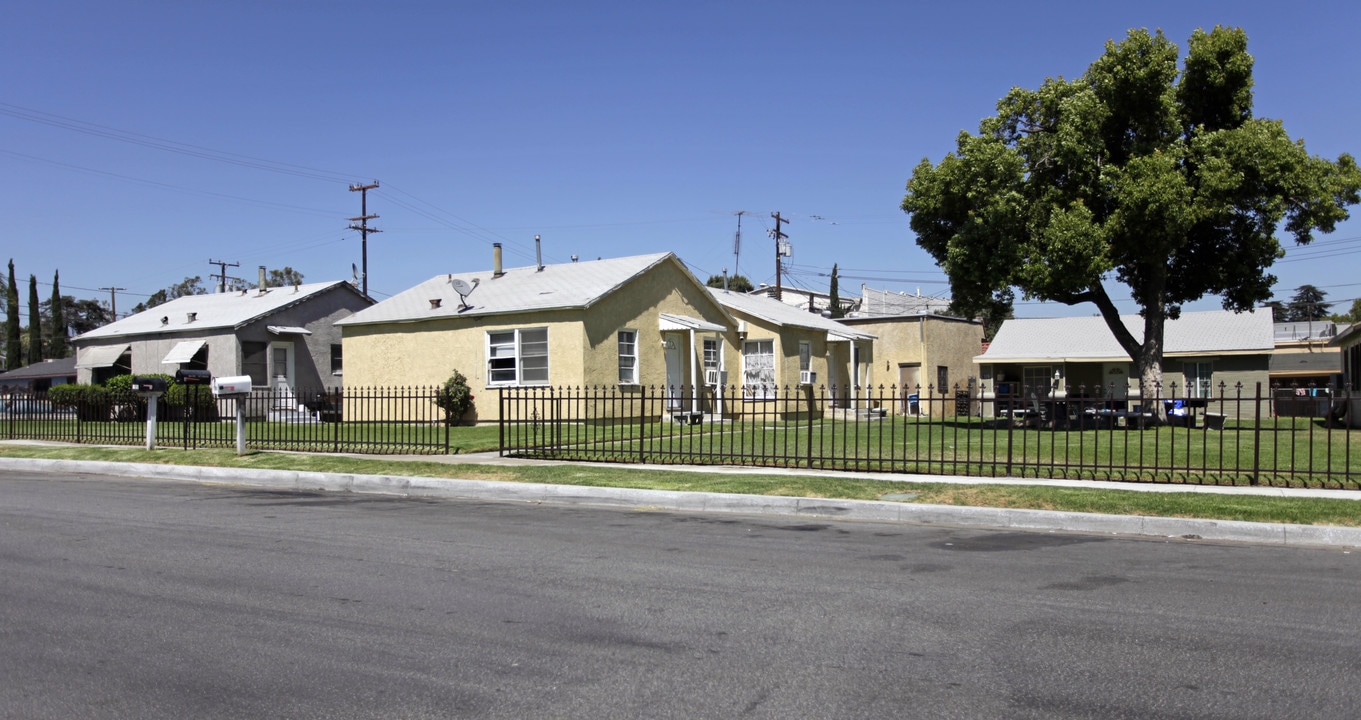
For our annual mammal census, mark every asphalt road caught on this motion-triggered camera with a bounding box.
[2,469,1359,719]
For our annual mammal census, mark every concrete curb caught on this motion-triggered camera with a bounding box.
[5,456,1360,548]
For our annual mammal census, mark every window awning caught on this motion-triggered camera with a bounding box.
[161,339,207,365]
[267,325,312,335]
[77,344,129,369]
[658,313,726,333]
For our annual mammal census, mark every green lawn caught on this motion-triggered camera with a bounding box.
[2,442,1358,528]
[503,415,1361,488]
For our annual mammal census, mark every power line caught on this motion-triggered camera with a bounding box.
[0,101,359,183]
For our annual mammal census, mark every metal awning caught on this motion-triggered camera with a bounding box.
[76,344,129,369]
[827,330,876,343]
[161,339,207,365]
[658,313,726,333]
[267,325,312,335]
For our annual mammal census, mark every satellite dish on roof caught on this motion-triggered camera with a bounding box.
[451,277,475,309]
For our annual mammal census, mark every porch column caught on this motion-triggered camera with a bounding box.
[688,328,699,413]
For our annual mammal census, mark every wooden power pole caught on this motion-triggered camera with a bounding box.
[348,181,381,296]
[770,212,790,301]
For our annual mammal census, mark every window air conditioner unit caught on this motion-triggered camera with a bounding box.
[705,369,720,385]
[799,370,816,385]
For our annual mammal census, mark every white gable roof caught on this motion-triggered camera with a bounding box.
[337,252,718,327]
[708,288,876,341]
[75,281,364,341]
[980,309,1273,362]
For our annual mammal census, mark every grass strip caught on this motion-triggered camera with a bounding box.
[2,443,1358,528]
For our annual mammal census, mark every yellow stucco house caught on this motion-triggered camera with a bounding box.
[336,247,736,423]
[837,313,984,417]
[706,287,876,412]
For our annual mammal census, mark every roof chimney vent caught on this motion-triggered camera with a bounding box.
[493,243,504,278]
[257,266,268,295]
[535,235,543,272]
[187,312,197,323]
[429,298,443,310]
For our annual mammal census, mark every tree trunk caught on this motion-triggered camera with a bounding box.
[1087,283,1167,421]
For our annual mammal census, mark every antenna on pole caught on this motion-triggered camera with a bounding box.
[348,180,380,296]
[732,211,746,280]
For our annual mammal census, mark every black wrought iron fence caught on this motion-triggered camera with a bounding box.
[499,381,1359,489]
[0,386,450,455]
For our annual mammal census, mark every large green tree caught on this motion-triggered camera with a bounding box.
[705,273,754,293]
[5,260,19,370]
[1330,298,1361,324]
[902,27,1361,395]
[41,296,111,336]
[132,275,208,314]
[1284,284,1329,321]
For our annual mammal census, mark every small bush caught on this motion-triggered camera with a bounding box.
[434,370,475,425]
[48,383,109,408]
[47,383,112,421]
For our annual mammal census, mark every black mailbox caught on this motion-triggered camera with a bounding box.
[175,369,212,385]
[131,377,168,394]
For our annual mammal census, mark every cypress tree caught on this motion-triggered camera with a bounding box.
[49,270,68,359]
[4,260,19,370]
[27,275,41,365]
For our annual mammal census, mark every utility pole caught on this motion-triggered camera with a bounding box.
[208,258,240,293]
[348,181,381,296]
[770,212,790,301]
[98,286,126,319]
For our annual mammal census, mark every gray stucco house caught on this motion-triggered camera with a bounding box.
[976,309,1274,419]
[72,281,373,395]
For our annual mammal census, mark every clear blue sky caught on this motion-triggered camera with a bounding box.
[5,0,1360,319]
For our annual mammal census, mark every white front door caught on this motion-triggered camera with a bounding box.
[664,336,683,409]
[1101,362,1129,400]
[269,342,296,408]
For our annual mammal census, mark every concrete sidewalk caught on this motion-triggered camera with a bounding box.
[3,442,1360,549]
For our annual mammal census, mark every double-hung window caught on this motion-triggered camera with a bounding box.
[487,328,549,386]
[1184,361,1212,399]
[742,339,775,399]
[617,330,638,385]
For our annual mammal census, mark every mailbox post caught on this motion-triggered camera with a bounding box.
[131,377,168,450]
[212,375,253,455]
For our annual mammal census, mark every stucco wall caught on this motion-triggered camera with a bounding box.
[841,315,982,416]
[341,258,736,423]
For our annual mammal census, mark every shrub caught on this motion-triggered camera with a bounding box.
[47,383,111,421]
[434,370,475,425]
[48,383,109,408]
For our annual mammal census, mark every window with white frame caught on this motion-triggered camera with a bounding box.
[1184,361,1212,398]
[487,328,549,386]
[617,330,638,385]
[703,338,720,385]
[798,341,812,384]
[742,339,775,399]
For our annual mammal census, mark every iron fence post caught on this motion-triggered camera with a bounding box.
[1251,381,1262,486]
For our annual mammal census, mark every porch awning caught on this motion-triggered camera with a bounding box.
[658,313,726,333]
[267,325,312,335]
[161,339,206,365]
[827,329,875,343]
[76,344,129,369]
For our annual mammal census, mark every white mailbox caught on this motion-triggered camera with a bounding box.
[212,375,254,397]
